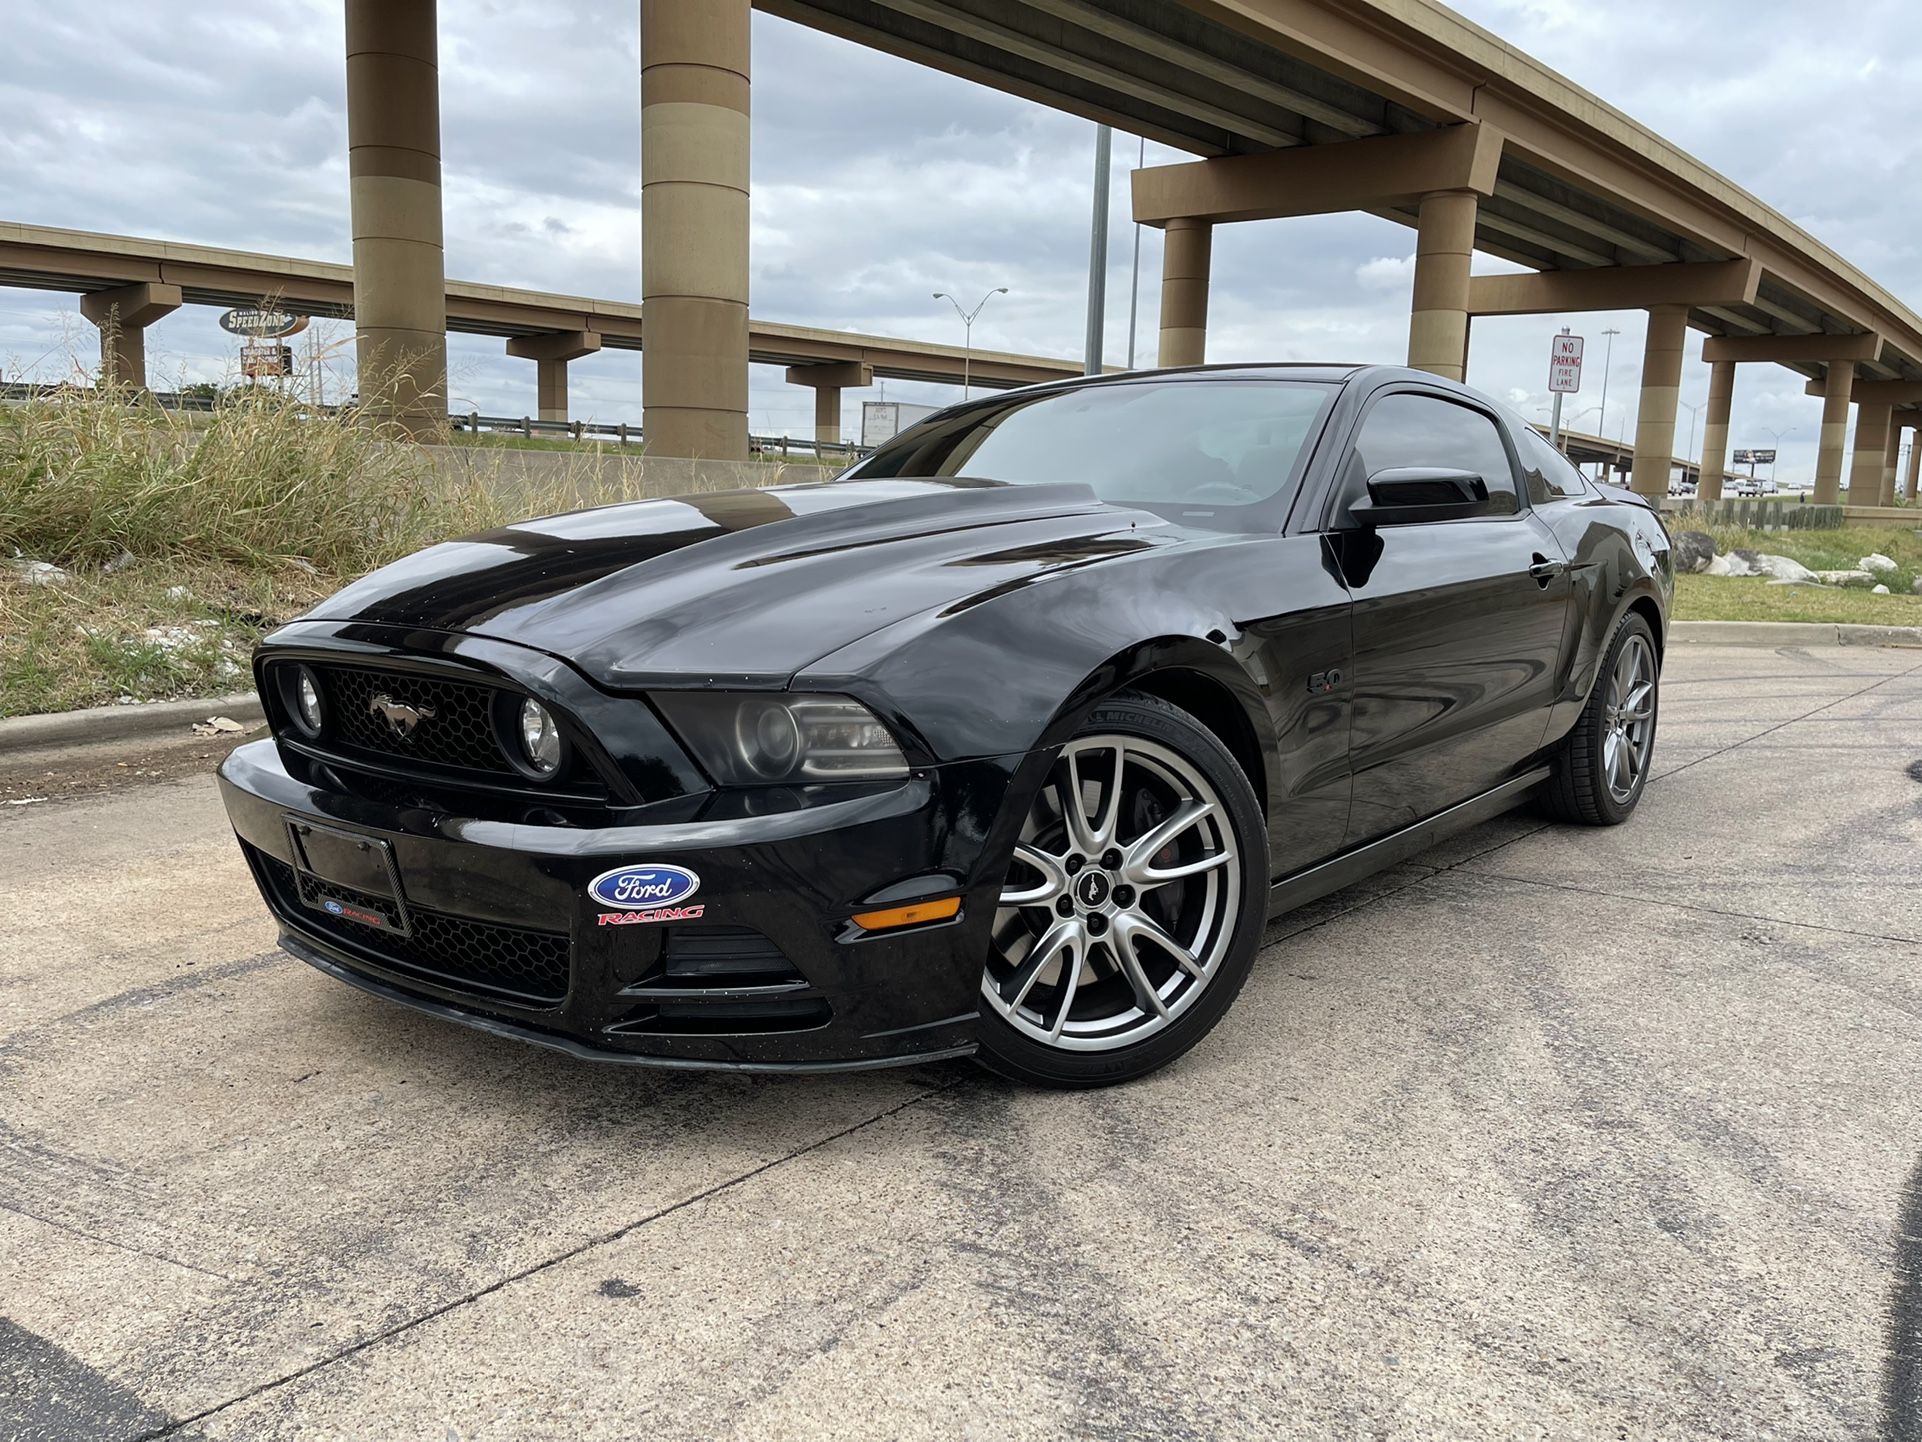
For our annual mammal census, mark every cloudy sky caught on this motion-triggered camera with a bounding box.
[2,0,1918,479]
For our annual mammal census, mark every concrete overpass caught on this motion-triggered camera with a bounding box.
[0,221,1081,438]
[743,0,1922,499]
[37,0,1922,487]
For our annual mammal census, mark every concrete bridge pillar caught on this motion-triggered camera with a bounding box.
[1848,400,1890,506]
[1695,358,1736,502]
[1157,218,1212,367]
[1879,417,1903,508]
[1907,420,1921,502]
[505,331,602,421]
[1408,190,1476,381]
[1812,362,1855,505]
[784,363,872,445]
[641,0,751,460]
[345,0,447,437]
[80,282,181,392]
[1631,305,1687,499]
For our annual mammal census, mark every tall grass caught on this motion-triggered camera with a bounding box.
[0,385,498,574]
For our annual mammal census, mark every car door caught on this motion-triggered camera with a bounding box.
[1324,386,1574,845]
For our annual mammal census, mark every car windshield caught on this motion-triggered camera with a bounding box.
[842,378,1335,534]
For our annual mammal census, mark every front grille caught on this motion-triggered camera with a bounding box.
[311,665,515,774]
[250,848,570,1005]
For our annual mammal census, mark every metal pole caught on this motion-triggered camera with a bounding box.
[1125,134,1144,370]
[1549,390,1565,450]
[1084,124,1112,376]
[1598,326,1620,441]
[962,319,971,401]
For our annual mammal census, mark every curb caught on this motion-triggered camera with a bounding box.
[1669,621,1922,648]
[0,692,264,751]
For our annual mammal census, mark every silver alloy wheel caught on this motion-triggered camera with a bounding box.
[983,733,1242,1052]
[1602,633,1657,803]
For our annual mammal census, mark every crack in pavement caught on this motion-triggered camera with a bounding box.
[1652,654,1922,787]
[0,1200,237,1284]
[133,1077,967,1440]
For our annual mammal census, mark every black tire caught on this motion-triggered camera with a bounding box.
[974,691,1269,1088]
[1542,612,1659,825]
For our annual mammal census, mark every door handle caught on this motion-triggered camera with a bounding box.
[1528,553,1566,588]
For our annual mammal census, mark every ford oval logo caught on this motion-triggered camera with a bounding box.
[589,863,701,910]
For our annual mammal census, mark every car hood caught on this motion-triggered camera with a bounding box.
[306,479,1171,688]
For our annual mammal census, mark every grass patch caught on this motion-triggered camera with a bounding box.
[0,561,332,716]
[1674,574,1922,624]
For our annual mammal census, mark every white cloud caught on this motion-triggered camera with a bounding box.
[1354,256,1415,290]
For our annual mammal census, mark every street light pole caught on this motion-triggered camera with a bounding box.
[1763,425,1797,489]
[1084,124,1113,376]
[1680,398,1706,487]
[1125,134,1145,370]
[932,287,1009,401]
[1598,326,1621,441]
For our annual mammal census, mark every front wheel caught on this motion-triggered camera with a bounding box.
[975,692,1269,1088]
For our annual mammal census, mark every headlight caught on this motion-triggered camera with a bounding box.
[286,664,324,738]
[517,698,562,775]
[655,692,908,785]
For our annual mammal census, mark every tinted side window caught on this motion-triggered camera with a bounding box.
[1350,393,1519,516]
[1516,426,1593,504]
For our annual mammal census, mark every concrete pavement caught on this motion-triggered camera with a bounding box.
[2,640,1919,1440]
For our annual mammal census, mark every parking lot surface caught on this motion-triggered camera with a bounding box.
[3,640,1919,1441]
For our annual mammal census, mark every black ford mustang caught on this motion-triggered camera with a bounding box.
[220,364,1670,1086]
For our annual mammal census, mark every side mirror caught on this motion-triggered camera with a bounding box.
[1350,466,1491,525]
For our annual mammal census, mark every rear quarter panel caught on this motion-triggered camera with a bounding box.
[1535,491,1673,740]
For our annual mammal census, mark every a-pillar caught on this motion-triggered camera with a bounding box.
[1812,362,1854,505]
[1695,357,1736,502]
[505,331,602,422]
[784,363,872,445]
[1847,399,1891,507]
[345,0,447,436]
[79,282,181,392]
[1408,190,1477,380]
[641,0,750,460]
[1157,218,1212,367]
[1631,305,1688,499]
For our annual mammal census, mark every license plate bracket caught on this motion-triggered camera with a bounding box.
[284,818,411,936]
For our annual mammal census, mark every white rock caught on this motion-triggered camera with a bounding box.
[1912,575,1922,595]
[6,558,69,586]
[1814,569,1875,586]
[1753,554,1819,583]
[1705,553,1756,577]
[164,584,192,601]
[1873,584,1891,595]
[1860,553,1898,574]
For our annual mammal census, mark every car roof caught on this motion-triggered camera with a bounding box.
[1006,362,1496,396]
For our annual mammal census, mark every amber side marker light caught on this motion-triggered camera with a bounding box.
[851,896,962,931]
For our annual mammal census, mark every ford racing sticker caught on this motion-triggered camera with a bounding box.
[589,863,701,911]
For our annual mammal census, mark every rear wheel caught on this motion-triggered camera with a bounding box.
[975,693,1268,1088]
[1543,612,1659,825]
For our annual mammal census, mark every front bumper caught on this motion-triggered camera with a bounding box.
[219,738,1041,1071]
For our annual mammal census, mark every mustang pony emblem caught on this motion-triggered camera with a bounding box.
[367,693,436,738]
